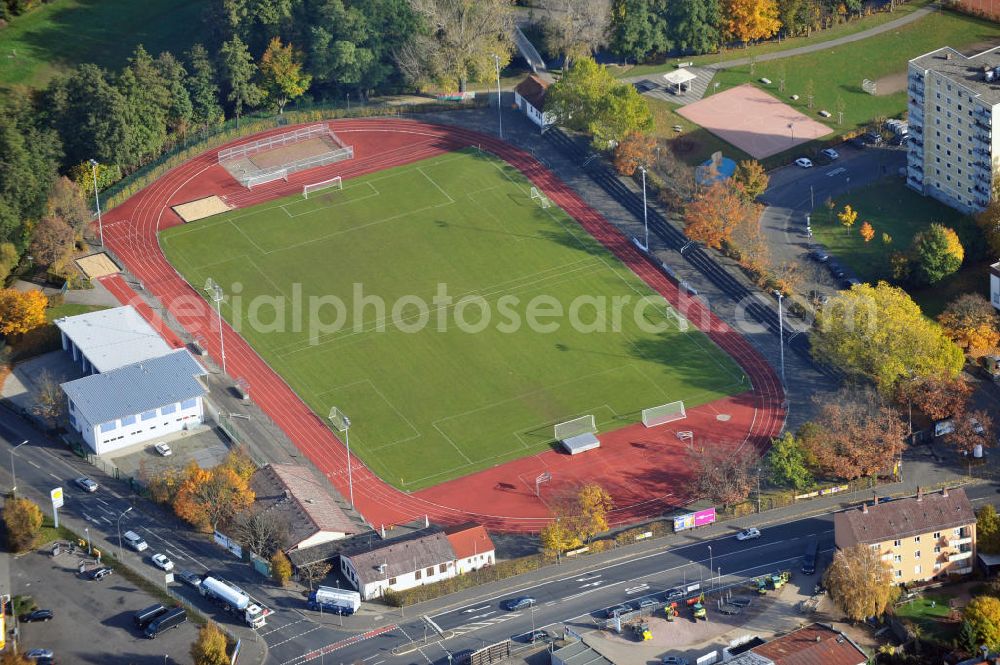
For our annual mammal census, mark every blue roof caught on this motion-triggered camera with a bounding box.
[61,350,206,425]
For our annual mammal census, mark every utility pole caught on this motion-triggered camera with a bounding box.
[638,165,649,251]
[493,53,503,139]
[88,159,104,246]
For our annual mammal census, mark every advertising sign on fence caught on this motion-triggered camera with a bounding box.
[673,507,717,532]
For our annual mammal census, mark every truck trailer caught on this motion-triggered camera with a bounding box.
[307,586,361,615]
[199,576,272,628]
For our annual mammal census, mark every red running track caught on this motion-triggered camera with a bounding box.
[99,119,785,532]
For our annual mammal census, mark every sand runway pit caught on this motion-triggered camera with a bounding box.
[171,195,233,223]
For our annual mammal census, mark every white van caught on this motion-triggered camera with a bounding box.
[123,530,148,552]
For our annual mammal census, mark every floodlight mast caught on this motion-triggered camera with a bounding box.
[330,408,354,509]
[204,278,227,375]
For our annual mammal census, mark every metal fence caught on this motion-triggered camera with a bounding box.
[218,124,332,163]
[235,145,354,188]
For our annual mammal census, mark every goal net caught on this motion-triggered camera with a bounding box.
[328,406,350,432]
[642,401,686,428]
[530,187,551,209]
[304,176,342,198]
[245,168,288,189]
[554,415,596,442]
[666,305,690,332]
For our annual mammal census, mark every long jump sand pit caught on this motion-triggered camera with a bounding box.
[76,252,120,279]
[172,196,233,223]
[678,84,833,159]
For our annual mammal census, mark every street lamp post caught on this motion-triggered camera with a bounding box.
[117,506,133,559]
[9,439,28,494]
[204,278,227,375]
[638,165,649,251]
[774,290,786,385]
[707,544,713,582]
[85,527,91,554]
[88,159,104,247]
[492,53,503,139]
[756,467,762,513]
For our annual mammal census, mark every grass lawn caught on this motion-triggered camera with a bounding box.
[894,593,962,644]
[704,10,999,136]
[161,150,746,490]
[614,0,935,78]
[0,0,210,94]
[45,303,107,322]
[811,177,976,286]
[647,97,753,167]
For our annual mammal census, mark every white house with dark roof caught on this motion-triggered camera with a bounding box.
[339,528,458,600]
[55,305,175,374]
[514,75,554,129]
[61,349,207,455]
[249,464,361,552]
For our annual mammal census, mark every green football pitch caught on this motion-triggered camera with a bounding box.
[161,149,747,490]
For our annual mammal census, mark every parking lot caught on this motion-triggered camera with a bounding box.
[12,545,197,664]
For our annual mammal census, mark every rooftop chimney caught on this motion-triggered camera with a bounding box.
[916,486,923,502]
[873,493,879,506]
[942,486,949,498]
[862,503,869,514]
[424,515,430,528]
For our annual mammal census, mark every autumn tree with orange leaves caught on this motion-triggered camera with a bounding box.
[613,132,655,176]
[683,181,754,250]
[860,221,875,243]
[174,461,255,532]
[946,409,994,459]
[800,388,907,481]
[938,293,1000,358]
[899,375,972,422]
[0,289,48,337]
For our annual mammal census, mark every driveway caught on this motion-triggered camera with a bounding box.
[758,143,907,302]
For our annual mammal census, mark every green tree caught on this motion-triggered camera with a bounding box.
[733,159,769,201]
[824,544,898,622]
[186,44,224,131]
[911,223,964,286]
[191,621,229,665]
[609,0,671,62]
[155,51,194,139]
[766,432,812,489]
[260,37,312,114]
[117,44,172,168]
[271,550,293,586]
[220,35,265,125]
[396,0,514,92]
[541,0,611,66]
[0,97,59,246]
[546,56,653,149]
[3,496,43,553]
[812,281,965,392]
[977,504,1000,555]
[966,596,1000,652]
[669,0,721,55]
[959,619,979,654]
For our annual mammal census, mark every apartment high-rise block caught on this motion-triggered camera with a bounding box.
[907,46,1000,213]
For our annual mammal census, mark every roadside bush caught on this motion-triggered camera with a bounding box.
[3,496,43,552]
[271,551,292,586]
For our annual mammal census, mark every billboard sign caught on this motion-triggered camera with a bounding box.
[673,508,717,532]
[50,487,64,508]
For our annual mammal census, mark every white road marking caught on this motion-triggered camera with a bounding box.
[625,584,649,595]
[463,605,490,613]
[579,581,602,588]
[576,574,601,582]
[26,460,40,469]
[95,497,109,507]
[465,611,496,620]
[826,167,846,177]
[48,473,60,480]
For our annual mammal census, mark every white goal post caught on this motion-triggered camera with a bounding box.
[245,168,288,189]
[554,415,596,442]
[642,401,686,428]
[530,186,551,209]
[666,304,690,332]
[303,176,343,198]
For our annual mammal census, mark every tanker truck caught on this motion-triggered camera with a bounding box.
[199,576,272,628]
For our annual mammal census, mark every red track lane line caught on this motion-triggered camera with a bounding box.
[98,119,784,532]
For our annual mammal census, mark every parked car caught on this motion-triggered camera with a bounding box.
[807,248,829,262]
[606,604,632,618]
[662,657,689,665]
[74,477,98,493]
[842,277,861,289]
[864,131,883,145]
[665,587,686,601]
[25,649,53,660]
[526,630,550,643]
[502,596,535,611]
[890,134,911,147]
[150,554,174,572]
[87,567,113,581]
[820,148,839,160]
[736,528,761,541]
[176,570,202,587]
[21,609,54,622]
[827,260,847,279]
[154,442,172,456]
[639,599,657,610]
[794,157,813,168]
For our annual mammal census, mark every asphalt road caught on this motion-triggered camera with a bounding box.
[758,143,907,302]
[1,413,996,665]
